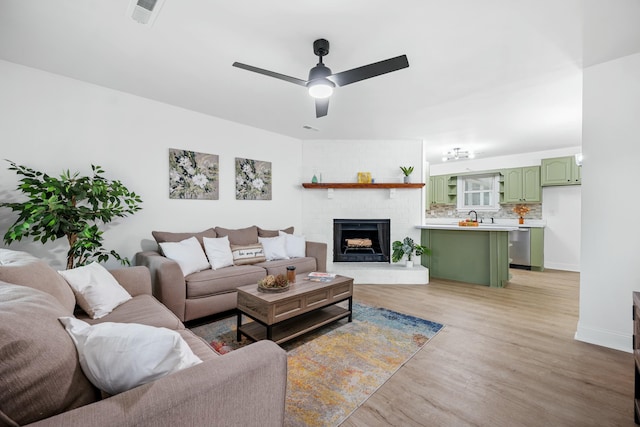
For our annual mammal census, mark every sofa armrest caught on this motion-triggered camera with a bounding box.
[306,241,327,272]
[108,266,152,297]
[135,251,187,321]
[27,340,287,427]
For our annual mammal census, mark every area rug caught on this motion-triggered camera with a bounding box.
[190,302,444,427]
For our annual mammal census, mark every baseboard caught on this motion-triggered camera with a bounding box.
[574,322,631,353]
[544,262,580,272]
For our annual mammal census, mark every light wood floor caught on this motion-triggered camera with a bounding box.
[341,269,634,427]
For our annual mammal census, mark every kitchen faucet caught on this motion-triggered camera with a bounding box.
[468,210,478,222]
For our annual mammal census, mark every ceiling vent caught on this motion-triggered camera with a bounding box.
[127,0,166,26]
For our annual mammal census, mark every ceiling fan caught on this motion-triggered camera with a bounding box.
[232,39,409,118]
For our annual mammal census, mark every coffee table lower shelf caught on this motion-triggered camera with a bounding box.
[238,305,351,345]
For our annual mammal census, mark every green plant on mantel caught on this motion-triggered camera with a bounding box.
[0,160,143,269]
[391,236,430,262]
[400,166,414,176]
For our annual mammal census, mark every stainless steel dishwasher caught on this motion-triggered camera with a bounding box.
[509,228,531,269]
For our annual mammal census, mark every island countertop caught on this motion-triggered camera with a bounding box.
[418,218,546,231]
[417,224,519,232]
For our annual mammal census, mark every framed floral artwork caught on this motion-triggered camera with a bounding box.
[235,157,272,200]
[169,148,219,200]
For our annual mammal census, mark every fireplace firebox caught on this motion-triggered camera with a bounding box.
[333,219,390,262]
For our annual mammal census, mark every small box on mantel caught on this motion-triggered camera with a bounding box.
[357,172,372,183]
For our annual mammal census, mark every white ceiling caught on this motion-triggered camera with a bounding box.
[1,0,640,164]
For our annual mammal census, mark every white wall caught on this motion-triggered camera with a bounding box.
[429,147,582,271]
[577,52,640,352]
[542,185,581,271]
[0,60,303,269]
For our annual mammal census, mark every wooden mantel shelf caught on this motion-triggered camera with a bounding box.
[302,183,425,189]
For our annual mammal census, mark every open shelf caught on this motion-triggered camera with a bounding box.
[302,183,425,189]
[238,305,351,345]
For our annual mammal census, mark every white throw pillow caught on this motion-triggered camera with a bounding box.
[279,231,307,258]
[0,248,40,266]
[58,317,202,395]
[58,262,132,319]
[202,236,234,270]
[258,236,290,261]
[159,236,210,276]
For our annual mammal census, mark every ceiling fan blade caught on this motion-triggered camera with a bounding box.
[327,55,409,87]
[315,98,329,118]
[232,62,308,87]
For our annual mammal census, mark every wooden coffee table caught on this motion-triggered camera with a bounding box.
[236,274,353,345]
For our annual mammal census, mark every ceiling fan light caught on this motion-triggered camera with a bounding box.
[308,79,334,99]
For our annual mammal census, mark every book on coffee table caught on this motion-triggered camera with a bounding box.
[308,272,337,282]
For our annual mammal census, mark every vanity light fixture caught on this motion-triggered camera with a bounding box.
[442,148,475,162]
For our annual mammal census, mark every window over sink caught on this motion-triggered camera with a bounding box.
[456,173,500,212]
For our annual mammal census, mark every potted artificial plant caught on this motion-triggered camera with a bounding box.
[392,236,430,268]
[400,166,414,183]
[0,160,143,269]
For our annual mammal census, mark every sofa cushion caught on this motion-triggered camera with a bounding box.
[0,282,98,426]
[178,329,219,362]
[257,226,294,237]
[152,228,217,250]
[215,225,258,245]
[59,317,202,396]
[255,257,317,277]
[76,294,184,330]
[0,250,76,313]
[159,236,211,276]
[231,243,266,265]
[58,262,132,319]
[185,265,266,299]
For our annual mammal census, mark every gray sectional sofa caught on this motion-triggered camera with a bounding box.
[135,225,327,322]
[0,249,287,427]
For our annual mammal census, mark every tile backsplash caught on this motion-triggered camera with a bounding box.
[427,203,542,221]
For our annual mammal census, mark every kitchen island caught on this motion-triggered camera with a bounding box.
[417,223,518,287]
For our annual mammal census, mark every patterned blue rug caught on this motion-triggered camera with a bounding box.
[191,302,444,426]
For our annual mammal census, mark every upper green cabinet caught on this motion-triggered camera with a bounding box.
[541,156,581,186]
[502,166,541,203]
[429,175,457,205]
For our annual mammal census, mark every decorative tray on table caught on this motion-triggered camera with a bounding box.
[257,274,290,293]
[257,284,290,293]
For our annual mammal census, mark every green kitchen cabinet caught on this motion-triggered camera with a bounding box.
[541,156,581,186]
[530,227,544,272]
[430,175,457,205]
[428,176,435,206]
[446,175,457,204]
[502,166,541,203]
